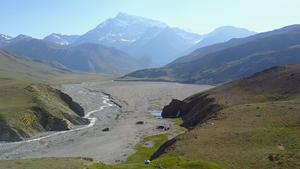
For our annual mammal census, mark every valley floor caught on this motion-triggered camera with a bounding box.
[0,81,212,164]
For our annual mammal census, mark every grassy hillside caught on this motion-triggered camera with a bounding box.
[0,50,68,82]
[0,157,93,169]
[0,50,108,141]
[0,82,90,141]
[155,65,300,169]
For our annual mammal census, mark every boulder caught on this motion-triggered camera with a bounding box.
[102,128,109,132]
[136,121,144,125]
[156,125,165,130]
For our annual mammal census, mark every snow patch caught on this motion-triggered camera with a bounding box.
[0,34,12,40]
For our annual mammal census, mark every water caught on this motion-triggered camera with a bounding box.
[150,111,162,118]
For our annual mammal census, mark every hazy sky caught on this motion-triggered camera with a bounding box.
[1,0,299,38]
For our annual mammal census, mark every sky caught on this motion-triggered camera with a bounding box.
[1,0,300,38]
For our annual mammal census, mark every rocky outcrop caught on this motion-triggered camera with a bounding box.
[180,93,222,128]
[151,93,222,159]
[60,92,85,117]
[150,137,177,161]
[161,99,184,118]
[162,93,222,129]
[0,117,23,141]
[32,107,70,131]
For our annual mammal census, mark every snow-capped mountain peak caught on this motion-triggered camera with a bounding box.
[0,34,13,40]
[74,12,169,48]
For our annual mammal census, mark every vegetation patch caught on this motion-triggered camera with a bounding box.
[88,133,223,169]
[0,157,93,169]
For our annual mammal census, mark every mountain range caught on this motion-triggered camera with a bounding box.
[1,13,256,70]
[2,37,144,74]
[122,24,300,84]
[66,12,203,66]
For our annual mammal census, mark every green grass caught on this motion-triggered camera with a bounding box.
[172,118,187,134]
[0,157,93,169]
[0,72,109,140]
[126,134,169,163]
[88,134,223,169]
[166,99,300,169]
[0,83,85,139]
[89,156,223,169]
[0,133,222,169]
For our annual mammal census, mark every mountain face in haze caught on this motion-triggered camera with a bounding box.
[2,38,144,74]
[127,27,195,65]
[74,12,202,66]
[3,14,256,67]
[0,34,13,47]
[121,25,300,84]
[0,14,259,71]
[0,49,68,80]
[0,34,31,47]
[44,33,80,45]
[185,26,256,54]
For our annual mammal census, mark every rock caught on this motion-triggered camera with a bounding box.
[156,125,165,130]
[161,99,184,118]
[267,154,280,162]
[136,121,144,125]
[80,157,94,162]
[102,128,109,132]
[60,92,85,117]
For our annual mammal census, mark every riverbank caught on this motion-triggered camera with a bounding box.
[0,81,213,164]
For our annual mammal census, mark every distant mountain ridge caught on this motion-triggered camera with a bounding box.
[44,33,80,45]
[185,26,256,54]
[2,38,144,74]
[121,24,300,84]
[0,34,31,47]
[0,49,68,80]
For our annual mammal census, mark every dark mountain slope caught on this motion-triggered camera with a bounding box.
[175,24,300,64]
[122,25,300,84]
[154,64,300,169]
